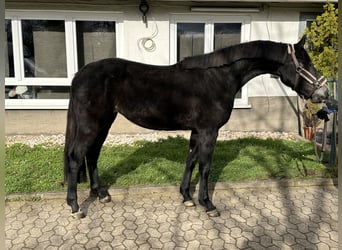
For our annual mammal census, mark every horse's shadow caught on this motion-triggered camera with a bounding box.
[96,136,244,196]
[99,136,195,190]
[79,136,327,213]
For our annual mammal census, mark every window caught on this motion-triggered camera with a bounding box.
[5,20,14,78]
[5,11,123,109]
[22,20,67,78]
[177,23,205,61]
[170,16,251,108]
[214,23,241,50]
[214,23,243,99]
[76,21,116,69]
[299,12,320,35]
[299,12,320,53]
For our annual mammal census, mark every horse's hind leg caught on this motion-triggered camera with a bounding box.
[87,113,117,202]
[197,129,219,217]
[180,130,199,207]
[66,113,113,218]
[67,139,91,218]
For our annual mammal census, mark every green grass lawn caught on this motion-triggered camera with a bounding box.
[5,136,333,194]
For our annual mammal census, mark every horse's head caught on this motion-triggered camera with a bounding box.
[280,36,329,103]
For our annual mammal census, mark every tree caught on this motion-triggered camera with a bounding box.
[304,2,338,79]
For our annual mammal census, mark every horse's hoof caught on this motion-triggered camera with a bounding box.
[99,195,111,203]
[71,209,85,219]
[206,209,220,217]
[183,200,195,207]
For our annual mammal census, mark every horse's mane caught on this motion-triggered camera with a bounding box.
[178,40,286,69]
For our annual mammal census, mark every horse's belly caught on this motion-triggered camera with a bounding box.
[118,107,191,131]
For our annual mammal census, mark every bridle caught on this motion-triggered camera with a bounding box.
[287,44,326,89]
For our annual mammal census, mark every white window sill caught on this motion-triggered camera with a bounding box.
[233,104,252,109]
[5,99,69,109]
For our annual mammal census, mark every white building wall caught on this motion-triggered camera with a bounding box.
[5,4,320,102]
[247,7,302,98]
[118,6,304,98]
[5,2,325,134]
[123,10,171,65]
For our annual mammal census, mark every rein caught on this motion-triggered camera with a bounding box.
[287,44,327,89]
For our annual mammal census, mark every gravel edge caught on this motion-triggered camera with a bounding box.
[5,131,304,147]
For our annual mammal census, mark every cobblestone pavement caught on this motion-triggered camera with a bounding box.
[5,180,337,249]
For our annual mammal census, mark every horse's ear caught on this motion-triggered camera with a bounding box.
[296,35,306,48]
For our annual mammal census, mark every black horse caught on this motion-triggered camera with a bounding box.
[64,37,329,218]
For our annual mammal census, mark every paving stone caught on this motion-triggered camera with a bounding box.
[315,242,331,250]
[259,235,273,247]
[306,231,320,244]
[236,237,248,248]
[211,238,224,249]
[248,241,267,250]
[283,233,296,246]
[252,225,265,237]
[329,230,338,242]
[123,239,138,249]
[5,182,337,249]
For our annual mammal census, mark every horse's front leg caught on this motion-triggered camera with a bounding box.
[198,130,220,217]
[87,157,111,203]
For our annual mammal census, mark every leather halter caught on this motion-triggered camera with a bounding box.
[287,44,326,89]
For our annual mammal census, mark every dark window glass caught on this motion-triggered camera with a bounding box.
[177,23,205,61]
[214,23,241,50]
[214,23,242,98]
[5,20,14,77]
[21,20,67,77]
[76,21,116,69]
[6,85,70,99]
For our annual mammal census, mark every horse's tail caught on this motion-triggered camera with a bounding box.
[64,93,87,184]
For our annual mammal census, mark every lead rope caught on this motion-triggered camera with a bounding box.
[330,112,338,166]
[313,118,328,163]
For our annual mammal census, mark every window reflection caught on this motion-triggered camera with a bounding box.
[76,21,116,69]
[5,16,120,104]
[5,20,14,77]
[21,20,67,77]
[214,23,242,98]
[6,86,70,99]
[177,23,205,61]
[214,23,241,50]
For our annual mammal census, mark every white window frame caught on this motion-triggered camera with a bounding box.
[299,12,320,35]
[5,10,124,109]
[170,14,251,108]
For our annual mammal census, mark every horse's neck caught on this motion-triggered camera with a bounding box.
[180,41,287,71]
[227,43,287,85]
[224,42,287,66]
[239,57,283,83]
[180,41,288,91]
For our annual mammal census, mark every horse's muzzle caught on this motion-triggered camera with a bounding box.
[311,84,329,103]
